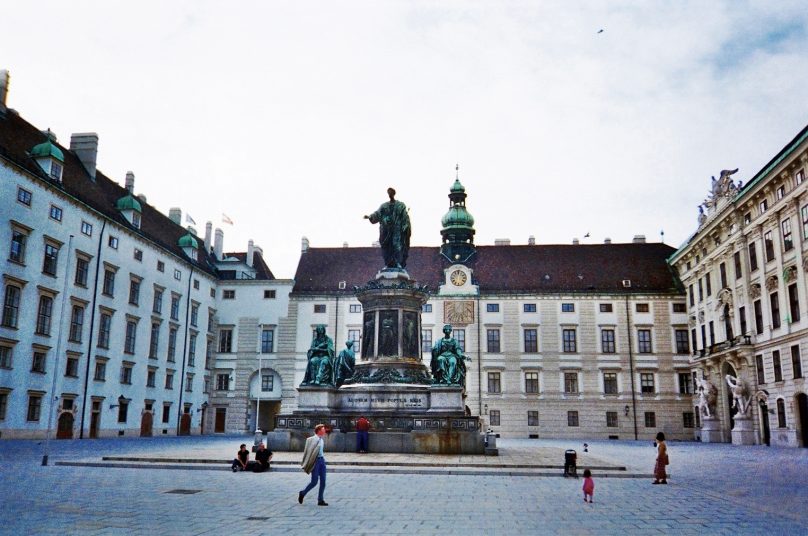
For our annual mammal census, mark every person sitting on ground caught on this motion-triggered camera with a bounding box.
[231,443,250,472]
[253,441,273,473]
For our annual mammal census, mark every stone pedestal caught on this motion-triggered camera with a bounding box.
[731,416,756,445]
[700,416,723,443]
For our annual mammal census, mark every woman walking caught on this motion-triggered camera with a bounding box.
[652,431,668,484]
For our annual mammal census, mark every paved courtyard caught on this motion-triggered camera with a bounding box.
[0,436,806,535]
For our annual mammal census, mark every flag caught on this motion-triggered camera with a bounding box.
[222,213,234,225]
[185,214,196,226]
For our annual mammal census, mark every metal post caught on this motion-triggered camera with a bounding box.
[255,351,262,433]
[625,291,638,440]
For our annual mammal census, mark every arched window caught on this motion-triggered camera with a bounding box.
[776,398,787,428]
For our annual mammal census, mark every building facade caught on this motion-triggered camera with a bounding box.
[669,124,808,448]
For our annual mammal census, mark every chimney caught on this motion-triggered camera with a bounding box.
[494,238,511,246]
[124,171,135,193]
[169,207,182,225]
[70,133,99,180]
[214,228,224,259]
[604,237,612,244]
[343,242,349,248]
[528,235,535,246]
[247,239,255,267]
[632,235,646,244]
[572,238,580,245]
[301,237,310,252]
[204,222,213,252]
[0,70,8,114]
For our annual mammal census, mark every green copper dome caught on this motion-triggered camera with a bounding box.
[178,233,199,249]
[441,205,475,228]
[30,132,65,162]
[450,178,466,194]
[115,194,142,213]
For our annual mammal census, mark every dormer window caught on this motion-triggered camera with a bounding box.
[30,131,65,183]
[132,212,141,229]
[49,161,63,181]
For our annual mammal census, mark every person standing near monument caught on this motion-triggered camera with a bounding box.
[364,187,411,270]
[299,424,329,506]
[356,415,371,453]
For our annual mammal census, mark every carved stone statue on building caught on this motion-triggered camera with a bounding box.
[333,340,356,387]
[699,168,740,225]
[725,374,752,417]
[364,187,411,270]
[696,378,718,418]
[431,324,469,387]
[301,325,335,387]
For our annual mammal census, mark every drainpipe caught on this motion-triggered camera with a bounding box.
[476,294,482,416]
[79,220,106,439]
[176,266,195,433]
[625,292,638,440]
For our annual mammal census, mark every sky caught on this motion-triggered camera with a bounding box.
[3,1,808,278]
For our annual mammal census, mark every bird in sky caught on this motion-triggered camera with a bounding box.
[584,232,590,238]
[597,29,604,34]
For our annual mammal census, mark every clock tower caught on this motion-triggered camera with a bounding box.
[439,169,476,264]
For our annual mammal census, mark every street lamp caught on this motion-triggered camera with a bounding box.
[109,395,127,409]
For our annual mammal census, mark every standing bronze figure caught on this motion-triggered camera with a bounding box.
[365,187,411,269]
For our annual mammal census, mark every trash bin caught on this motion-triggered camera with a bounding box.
[564,449,577,477]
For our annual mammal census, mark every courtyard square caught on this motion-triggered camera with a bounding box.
[1,436,806,535]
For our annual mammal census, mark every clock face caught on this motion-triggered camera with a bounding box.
[450,269,467,286]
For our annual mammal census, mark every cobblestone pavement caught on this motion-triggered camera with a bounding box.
[1,436,806,535]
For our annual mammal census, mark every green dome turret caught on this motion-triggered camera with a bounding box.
[30,131,65,162]
[115,194,142,213]
[178,233,199,249]
[440,168,476,263]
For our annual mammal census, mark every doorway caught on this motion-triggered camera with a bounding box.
[140,411,154,437]
[89,400,101,439]
[179,410,191,436]
[254,400,281,432]
[797,393,808,448]
[214,407,226,433]
[759,400,771,446]
[56,412,74,439]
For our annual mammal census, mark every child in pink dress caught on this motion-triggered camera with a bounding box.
[582,469,595,503]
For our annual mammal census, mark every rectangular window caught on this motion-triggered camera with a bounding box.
[789,283,800,323]
[261,329,274,353]
[157,260,165,272]
[562,329,577,353]
[147,368,156,387]
[49,205,63,221]
[601,329,615,353]
[523,303,536,313]
[637,329,652,353]
[422,304,432,313]
[760,199,768,214]
[190,303,199,327]
[94,360,106,381]
[675,329,689,354]
[165,372,174,389]
[31,351,46,373]
[709,321,715,346]
[782,219,794,251]
[644,412,656,428]
[128,279,140,306]
[185,373,193,392]
[102,269,115,296]
[777,399,786,428]
[636,303,649,313]
[74,257,89,287]
[691,328,697,354]
[349,304,361,313]
[218,329,233,353]
[678,372,692,394]
[640,373,655,393]
[421,329,432,353]
[188,333,197,366]
[98,313,112,348]
[170,295,180,321]
[564,372,578,394]
[756,354,765,384]
[162,404,171,423]
[216,373,229,391]
[749,243,758,271]
[777,185,785,200]
[754,300,764,335]
[17,187,32,206]
[487,371,501,394]
[120,364,133,384]
[223,290,236,300]
[108,236,118,249]
[680,412,694,429]
[149,323,160,358]
[705,274,712,297]
[792,345,803,379]
[719,263,727,289]
[80,221,93,237]
[606,411,618,428]
[527,410,539,426]
[27,394,42,421]
[132,248,143,262]
[672,303,686,313]
[487,329,501,353]
[698,279,703,301]
[117,401,128,423]
[167,327,177,362]
[42,243,59,275]
[453,329,465,352]
[0,346,11,369]
[313,304,326,313]
[797,169,805,185]
[739,306,747,336]
[2,285,21,328]
[734,251,742,280]
[764,231,775,262]
[204,376,210,393]
[124,320,137,353]
[36,295,53,335]
[523,329,538,353]
[153,288,163,314]
[68,305,84,342]
[263,289,277,299]
[10,229,28,264]
[487,303,500,313]
[347,329,361,353]
[561,303,574,313]
[525,372,539,393]
[567,411,579,427]
[0,392,7,420]
[599,303,613,313]
[489,410,500,426]
[773,350,783,382]
[771,292,781,330]
[603,372,618,394]
[173,269,181,281]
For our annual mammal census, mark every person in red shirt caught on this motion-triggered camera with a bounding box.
[582,469,595,503]
[356,416,371,453]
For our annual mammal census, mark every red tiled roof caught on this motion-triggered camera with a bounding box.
[292,244,683,295]
[221,252,275,280]
[0,110,217,275]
